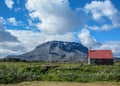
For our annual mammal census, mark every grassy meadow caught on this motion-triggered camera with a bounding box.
[0,62,120,85]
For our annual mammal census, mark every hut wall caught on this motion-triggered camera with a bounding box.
[90,59,113,65]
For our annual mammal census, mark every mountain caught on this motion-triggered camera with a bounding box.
[114,57,120,61]
[6,41,88,62]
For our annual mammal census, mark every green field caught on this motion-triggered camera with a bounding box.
[0,62,120,84]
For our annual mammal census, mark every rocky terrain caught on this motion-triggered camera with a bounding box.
[6,41,88,62]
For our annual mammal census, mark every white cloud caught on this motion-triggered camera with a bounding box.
[25,0,80,34]
[7,17,17,26]
[5,0,14,9]
[78,28,101,48]
[85,0,117,21]
[84,0,120,31]
[85,24,118,31]
[99,41,120,56]
[0,17,6,24]
[44,32,76,42]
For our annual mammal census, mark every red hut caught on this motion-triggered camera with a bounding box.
[88,50,114,65]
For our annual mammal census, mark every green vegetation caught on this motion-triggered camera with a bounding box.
[0,58,27,62]
[0,62,120,84]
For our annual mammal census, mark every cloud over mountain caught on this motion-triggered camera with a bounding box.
[8,30,76,51]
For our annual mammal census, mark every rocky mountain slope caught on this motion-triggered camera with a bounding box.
[6,41,88,62]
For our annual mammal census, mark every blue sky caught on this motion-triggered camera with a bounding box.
[0,0,120,57]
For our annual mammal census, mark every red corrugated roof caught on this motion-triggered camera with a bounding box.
[88,50,114,59]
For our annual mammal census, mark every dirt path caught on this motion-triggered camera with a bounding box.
[1,81,120,86]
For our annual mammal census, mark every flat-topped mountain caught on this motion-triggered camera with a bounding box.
[6,41,88,62]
